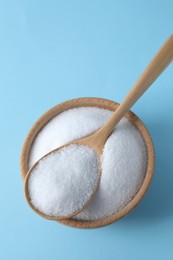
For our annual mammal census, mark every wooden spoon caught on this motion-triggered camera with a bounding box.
[24,35,173,220]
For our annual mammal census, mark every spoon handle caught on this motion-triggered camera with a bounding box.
[99,35,173,140]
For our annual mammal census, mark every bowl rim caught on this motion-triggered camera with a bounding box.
[20,97,155,229]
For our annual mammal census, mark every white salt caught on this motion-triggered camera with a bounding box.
[28,107,147,220]
[28,144,100,217]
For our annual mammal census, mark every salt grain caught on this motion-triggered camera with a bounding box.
[28,107,147,220]
[28,144,100,217]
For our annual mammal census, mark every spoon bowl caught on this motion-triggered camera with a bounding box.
[24,143,101,220]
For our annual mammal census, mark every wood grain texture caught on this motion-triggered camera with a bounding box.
[20,97,155,228]
[89,35,173,150]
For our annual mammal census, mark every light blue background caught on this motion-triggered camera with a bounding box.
[0,0,173,259]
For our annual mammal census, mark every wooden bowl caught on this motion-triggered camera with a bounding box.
[20,97,155,229]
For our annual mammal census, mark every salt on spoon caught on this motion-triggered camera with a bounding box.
[24,35,173,220]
